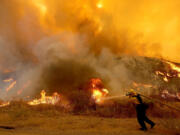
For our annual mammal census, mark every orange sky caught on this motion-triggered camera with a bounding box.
[0,0,180,62]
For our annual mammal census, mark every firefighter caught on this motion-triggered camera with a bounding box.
[127,89,155,131]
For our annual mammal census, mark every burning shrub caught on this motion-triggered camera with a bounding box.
[31,59,113,112]
[34,59,101,110]
[28,90,60,106]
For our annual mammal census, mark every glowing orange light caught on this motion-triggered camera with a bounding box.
[166,61,180,72]
[6,81,16,92]
[90,78,109,104]
[32,0,47,16]
[28,90,60,105]
[3,78,13,83]
[0,102,10,107]
[163,77,168,82]
[166,61,180,78]
[92,89,103,103]
[97,3,103,8]
[96,0,103,9]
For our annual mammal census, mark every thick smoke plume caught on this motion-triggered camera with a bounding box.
[0,0,180,99]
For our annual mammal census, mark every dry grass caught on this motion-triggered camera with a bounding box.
[1,99,180,119]
[0,100,178,135]
[91,99,180,118]
[159,119,180,135]
[0,103,176,135]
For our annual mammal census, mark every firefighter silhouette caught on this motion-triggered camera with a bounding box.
[128,90,155,131]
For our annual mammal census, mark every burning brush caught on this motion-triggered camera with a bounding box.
[28,90,60,106]
[90,78,109,104]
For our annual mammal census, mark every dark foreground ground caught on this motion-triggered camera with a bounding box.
[0,113,178,135]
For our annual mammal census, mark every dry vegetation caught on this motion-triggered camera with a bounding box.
[0,100,179,135]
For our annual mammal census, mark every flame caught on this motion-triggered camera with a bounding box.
[163,76,168,82]
[92,89,109,103]
[92,89,103,103]
[97,3,103,9]
[155,71,170,82]
[0,102,10,107]
[32,0,47,16]
[102,88,109,94]
[3,78,13,83]
[155,61,180,83]
[166,61,180,77]
[96,0,103,9]
[90,78,109,104]
[155,71,165,76]
[91,78,102,88]
[28,90,60,105]
[6,81,16,92]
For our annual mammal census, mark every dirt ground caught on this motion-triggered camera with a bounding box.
[0,114,176,135]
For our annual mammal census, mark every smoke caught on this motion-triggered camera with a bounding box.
[0,0,180,99]
[31,33,163,97]
[1,0,180,60]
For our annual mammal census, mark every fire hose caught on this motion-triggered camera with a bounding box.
[104,90,180,112]
[139,94,180,112]
[131,89,180,112]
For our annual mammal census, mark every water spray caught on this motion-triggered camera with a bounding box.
[102,95,126,100]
